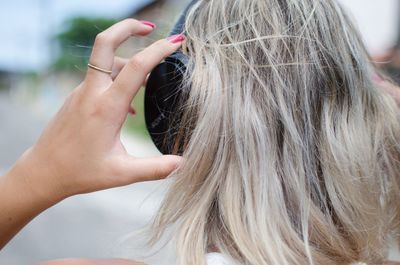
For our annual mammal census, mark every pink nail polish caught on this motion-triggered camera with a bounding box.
[167,34,186,44]
[140,20,156,29]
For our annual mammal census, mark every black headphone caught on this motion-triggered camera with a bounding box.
[144,0,197,155]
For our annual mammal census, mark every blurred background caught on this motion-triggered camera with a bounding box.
[0,0,399,264]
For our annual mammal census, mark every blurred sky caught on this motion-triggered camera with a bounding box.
[337,0,398,54]
[0,0,153,72]
[0,0,398,72]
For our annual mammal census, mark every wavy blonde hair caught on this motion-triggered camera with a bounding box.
[149,0,400,264]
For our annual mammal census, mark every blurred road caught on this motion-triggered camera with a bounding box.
[0,90,175,265]
[0,91,44,172]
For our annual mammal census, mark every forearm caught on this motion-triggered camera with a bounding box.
[0,149,64,249]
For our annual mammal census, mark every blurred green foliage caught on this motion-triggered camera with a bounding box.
[54,17,117,72]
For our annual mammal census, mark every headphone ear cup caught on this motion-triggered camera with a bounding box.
[144,0,196,154]
[144,53,189,155]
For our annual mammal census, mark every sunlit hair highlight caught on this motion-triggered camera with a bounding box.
[149,0,400,264]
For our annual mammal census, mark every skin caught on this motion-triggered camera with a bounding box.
[0,19,184,264]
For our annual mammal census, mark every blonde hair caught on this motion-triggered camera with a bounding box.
[149,0,400,264]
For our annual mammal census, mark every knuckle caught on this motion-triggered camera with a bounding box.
[150,166,163,179]
[154,162,174,179]
[89,97,114,119]
[152,42,164,54]
[94,32,110,46]
[154,40,173,58]
[121,18,138,25]
[87,102,101,118]
[128,56,147,72]
[66,88,85,108]
[155,39,166,48]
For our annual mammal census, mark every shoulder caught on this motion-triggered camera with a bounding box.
[205,252,232,265]
[36,259,146,265]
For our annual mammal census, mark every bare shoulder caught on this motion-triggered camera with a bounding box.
[36,259,147,265]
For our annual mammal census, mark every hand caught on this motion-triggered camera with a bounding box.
[0,18,185,250]
[15,19,184,201]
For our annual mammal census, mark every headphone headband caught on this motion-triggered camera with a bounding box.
[170,0,198,35]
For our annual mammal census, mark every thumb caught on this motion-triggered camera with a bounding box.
[120,155,182,183]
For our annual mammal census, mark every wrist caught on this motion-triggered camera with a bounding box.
[6,148,68,207]
[0,148,66,248]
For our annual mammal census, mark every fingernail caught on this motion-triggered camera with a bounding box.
[140,20,156,29]
[167,34,186,44]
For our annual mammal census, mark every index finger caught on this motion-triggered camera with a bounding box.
[107,35,185,108]
[86,19,155,85]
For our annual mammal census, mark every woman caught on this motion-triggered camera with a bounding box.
[1,1,400,265]
[148,0,400,264]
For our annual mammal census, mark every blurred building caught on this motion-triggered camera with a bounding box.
[129,0,190,41]
[130,0,189,24]
[114,0,190,61]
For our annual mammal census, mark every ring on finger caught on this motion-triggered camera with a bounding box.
[88,63,113,75]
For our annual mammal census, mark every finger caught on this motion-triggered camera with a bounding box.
[111,57,129,80]
[143,73,150,87]
[119,155,182,183]
[107,35,185,108]
[128,105,137,116]
[86,19,156,85]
